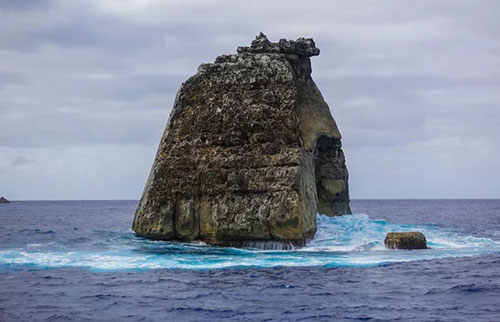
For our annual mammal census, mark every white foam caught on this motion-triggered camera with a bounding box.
[1,213,499,271]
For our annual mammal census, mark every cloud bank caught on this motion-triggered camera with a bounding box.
[1,0,499,199]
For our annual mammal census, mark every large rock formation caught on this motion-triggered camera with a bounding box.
[0,197,9,203]
[132,33,351,248]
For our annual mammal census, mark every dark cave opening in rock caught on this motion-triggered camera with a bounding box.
[314,135,351,216]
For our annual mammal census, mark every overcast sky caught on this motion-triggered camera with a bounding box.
[1,0,499,200]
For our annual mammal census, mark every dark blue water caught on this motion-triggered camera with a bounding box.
[1,200,499,321]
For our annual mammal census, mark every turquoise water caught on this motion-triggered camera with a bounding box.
[2,213,499,272]
[1,200,500,321]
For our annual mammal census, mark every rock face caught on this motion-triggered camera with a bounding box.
[132,33,351,248]
[384,232,428,250]
[0,197,9,203]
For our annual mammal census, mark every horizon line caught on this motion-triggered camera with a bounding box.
[3,198,499,202]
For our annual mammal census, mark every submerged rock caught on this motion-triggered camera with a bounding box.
[132,33,351,248]
[385,232,428,250]
[0,197,9,203]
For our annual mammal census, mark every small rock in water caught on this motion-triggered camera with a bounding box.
[384,232,427,250]
[0,196,9,203]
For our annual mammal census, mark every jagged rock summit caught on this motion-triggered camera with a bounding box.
[132,33,351,248]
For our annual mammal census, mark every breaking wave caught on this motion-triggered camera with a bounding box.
[1,214,499,271]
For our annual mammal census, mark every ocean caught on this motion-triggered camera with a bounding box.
[0,199,499,321]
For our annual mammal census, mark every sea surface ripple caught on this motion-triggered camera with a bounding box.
[0,199,499,321]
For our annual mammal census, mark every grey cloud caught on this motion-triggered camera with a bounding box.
[70,73,186,102]
[0,72,25,89]
[0,101,171,148]
[0,0,499,199]
[0,8,160,51]
[12,155,36,166]
[0,1,252,57]
[0,0,53,11]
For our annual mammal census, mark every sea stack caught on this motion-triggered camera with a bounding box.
[132,33,351,248]
[0,197,9,203]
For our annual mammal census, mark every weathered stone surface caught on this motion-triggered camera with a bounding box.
[384,232,428,250]
[0,197,9,203]
[132,33,351,248]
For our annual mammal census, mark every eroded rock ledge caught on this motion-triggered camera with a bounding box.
[132,33,351,248]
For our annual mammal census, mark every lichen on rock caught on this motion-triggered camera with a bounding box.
[132,33,351,248]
